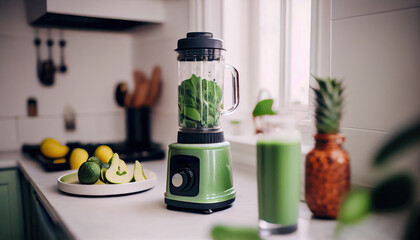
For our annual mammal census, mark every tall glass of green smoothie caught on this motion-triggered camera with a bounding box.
[257,115,301,236]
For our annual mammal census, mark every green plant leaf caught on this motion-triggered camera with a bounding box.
[371,173,414,212]
[374,121,420,166]
[403,205,420,240]
[211,225,261,240]
[252,99,276,117]
[338,189,371,225]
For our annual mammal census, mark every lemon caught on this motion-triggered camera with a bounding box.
[40,138,69,158]
[69,148,89,169]
[78,162,100,184]
[94,145,113,164]
[41,138,60,146]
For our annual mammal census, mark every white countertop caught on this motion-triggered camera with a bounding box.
[0,152,405,240]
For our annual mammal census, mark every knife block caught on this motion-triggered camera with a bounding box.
[126,107,151,149]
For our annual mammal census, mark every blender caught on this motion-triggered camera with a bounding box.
[165,32,239,213]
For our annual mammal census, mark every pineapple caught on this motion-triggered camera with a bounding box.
[312,76,344,134]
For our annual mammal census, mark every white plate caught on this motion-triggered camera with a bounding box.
[57,169,157,196]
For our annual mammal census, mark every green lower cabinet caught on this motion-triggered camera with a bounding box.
[0,169,24,240]
[20,173,64,240]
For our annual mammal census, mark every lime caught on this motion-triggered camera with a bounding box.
[94,145,113,164]
[69,148,89,170]
[87,156,101,168]
[78,162,100,184]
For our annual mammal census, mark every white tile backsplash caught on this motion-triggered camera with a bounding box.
[341,127,392,186]
[0,118,20,151]
[17,116,66,144]
[133,37,179,115]
[16,113,126,145]
[0,35,35,117]
[331,8,420,132]
[332,0,420,20]
[92,113,126,143]
[0,32,132,117]
[150,110,177,148]
[323,3,420,185]
[0,0,133,150]
[131,0,189,148]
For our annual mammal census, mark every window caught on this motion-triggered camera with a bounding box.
[286,0,312,108]
[223,0,312,112]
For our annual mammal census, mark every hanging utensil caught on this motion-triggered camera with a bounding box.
[33,30,43,81]
[40,29,56,86]
[59,30,67,73]
[115,82,128,107]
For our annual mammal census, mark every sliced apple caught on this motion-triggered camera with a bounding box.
[118,159,127,173]
[94,179,106,185]
[105,153,133,184]
[100,168,107,183]
[133,160,147,182]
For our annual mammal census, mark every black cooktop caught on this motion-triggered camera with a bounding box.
[22,141,165,172]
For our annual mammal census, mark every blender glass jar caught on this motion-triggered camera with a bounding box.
[176,32,239,131]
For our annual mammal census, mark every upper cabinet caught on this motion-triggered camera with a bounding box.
[25,0,165,31]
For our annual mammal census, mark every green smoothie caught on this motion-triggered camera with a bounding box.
[257,140,301,226]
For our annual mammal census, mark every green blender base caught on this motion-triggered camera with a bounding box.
[165,198,235,214]
[165,141,236,213]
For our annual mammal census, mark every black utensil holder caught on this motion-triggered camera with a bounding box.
[126,107,151,149]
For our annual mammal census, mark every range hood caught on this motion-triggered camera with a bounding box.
[25,0,165,31]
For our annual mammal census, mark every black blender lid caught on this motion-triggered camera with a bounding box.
[176,32,225,51]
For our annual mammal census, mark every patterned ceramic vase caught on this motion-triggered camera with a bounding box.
[305,134,350,219]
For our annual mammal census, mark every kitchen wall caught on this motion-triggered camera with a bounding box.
[325,0,420,185]
[0,0,132,150]
[131,0,190,147]
[1,0,418,188]
[224,0,420,187]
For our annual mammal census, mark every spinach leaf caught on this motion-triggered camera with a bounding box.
[178,74,222,128]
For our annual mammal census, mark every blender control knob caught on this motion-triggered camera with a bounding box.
[172,173,184,188]
[171,168,194,191]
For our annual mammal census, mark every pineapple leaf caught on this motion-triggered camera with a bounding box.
[312,76,344,134]
[316,115,339,133]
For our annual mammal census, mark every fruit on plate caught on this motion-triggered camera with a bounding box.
[94,179,106,185]
[133,160,147,181]
[78,161,101,184]
[94,145,113,164]
[87,156,101,168]
[40,138,69,158]
[100,168,107,183]
[69,148,89,170]
[105,153,133,184]
[118,158,127,172]
[100,162,109,169]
